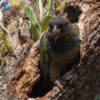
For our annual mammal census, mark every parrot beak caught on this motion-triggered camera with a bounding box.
[52,25,61,41]
[53,32,61,41]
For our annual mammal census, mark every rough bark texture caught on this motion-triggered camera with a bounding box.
[8,40,40,98]
[8,0,100,100]
[52,0,100,100]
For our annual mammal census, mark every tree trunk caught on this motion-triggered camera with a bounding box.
[8,0,100,100]
[53,0,100,100]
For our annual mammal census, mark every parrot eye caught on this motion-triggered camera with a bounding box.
[49,24,53,29]
[48,25,53,32]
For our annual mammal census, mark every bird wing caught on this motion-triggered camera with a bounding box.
[40,32,50,86]
[72,23,80,35]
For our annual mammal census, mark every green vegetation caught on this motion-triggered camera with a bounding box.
[22,0,53,43]
[0,28,13,71]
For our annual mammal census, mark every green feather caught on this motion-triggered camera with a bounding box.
[40,33,50,86]
[72,23,79,35]
[45,53,49,63]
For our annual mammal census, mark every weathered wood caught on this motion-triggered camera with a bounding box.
[8,40,40,98]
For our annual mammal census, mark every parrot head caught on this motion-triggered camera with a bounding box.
[47,17,72,41]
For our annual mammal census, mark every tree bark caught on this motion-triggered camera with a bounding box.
[52,0,100,100]
[8,40,40,98]
[8,0,100,100]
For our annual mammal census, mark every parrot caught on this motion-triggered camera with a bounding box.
[40,17,80,88]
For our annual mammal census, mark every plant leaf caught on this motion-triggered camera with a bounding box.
[30,24,39,41]
[22,1,40,38]
[41,15,53,33]
[22,2,40,31]
[46,0,52,16]
[30,0,41,26]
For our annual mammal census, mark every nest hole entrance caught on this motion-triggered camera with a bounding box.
[27,64,53,98]
[64,5,82,23]
[27,51,80,98]
[27,55,80,98]
[27,78,52,98]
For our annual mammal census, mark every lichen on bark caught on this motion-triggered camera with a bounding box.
[0,28,13,71]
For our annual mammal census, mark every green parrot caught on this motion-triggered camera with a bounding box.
[40,17,80,88]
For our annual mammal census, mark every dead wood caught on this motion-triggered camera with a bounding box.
[8,40,40,98]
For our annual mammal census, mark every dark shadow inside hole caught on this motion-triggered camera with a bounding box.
[64,6,82,23]
[27,78,53,98]
[27,79,52,98]
[27,64,53,98]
